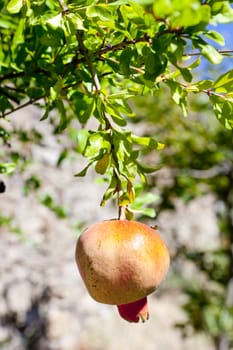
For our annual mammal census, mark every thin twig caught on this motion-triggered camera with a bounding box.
[96,34,152,56]
[76,31,101,92]
[184,49,233,57]
[1,96,45,118]
[0,71,25,82]
[106,57,144,74]
[179,81,230,100]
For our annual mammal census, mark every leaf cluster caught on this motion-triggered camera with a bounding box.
[0,0,233,214]
[132,86,233,346]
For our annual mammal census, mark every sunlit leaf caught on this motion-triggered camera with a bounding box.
[7,0,24,14]
[204,30,225,46]
[214,70,233,93]
[86,5,112,21]
[76,130,89,154]
[210,95,233,130]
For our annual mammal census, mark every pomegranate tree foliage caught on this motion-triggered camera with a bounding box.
[0,0,233,217]
[133,91,233,348]
[0,1,233,345]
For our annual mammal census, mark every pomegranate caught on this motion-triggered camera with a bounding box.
[75,220,170,322]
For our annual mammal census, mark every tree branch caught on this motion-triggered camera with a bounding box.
[1,96,46,118]
[95,34,152,57]
[76,31,101,92]
[184,49,233,57]
[0,71,26,82]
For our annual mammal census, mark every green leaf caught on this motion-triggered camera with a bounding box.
[118,192,131,206]
[133,0,154,4]
[212,1,233,24]
[95,153,110,174]
[40,108,50,121]
[56,100,68,131]
[210,95,233,130]
[86,5,112,21]
[137,162,162,174]
[110,99,135,118]
[80,99,96,124]
[84,132,111,159]
[50,77,63,101]
[119,47,134,76]
[108,92,135,100]
[70,94,96,125]
[142,46,164,80]
[75,162,94,177]
[136,192,158,206]
[204,30,225,46]
[128,188,158,218]
[0,95,13,114]
[186,80,214,93]
[107,0,131,5]
[153,0,210,27]
[179,68,192,83]
[46,14,62,29]
[65,12,86,31]
[76,129,89,154]
[214,70,233,93]
[112,130,131,163]
[105,102,127,126]
[167,81,188,116]
[125,207,134,221]
[201,44,223,64]
[100,175,118,206]
[193,36,223,64]
[7,0,24,14]
[129,207,156,218]
[131,134,160,150]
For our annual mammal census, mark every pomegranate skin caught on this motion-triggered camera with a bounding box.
[75,220,170,305]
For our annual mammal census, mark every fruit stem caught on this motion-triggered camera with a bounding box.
[118,205,126,220]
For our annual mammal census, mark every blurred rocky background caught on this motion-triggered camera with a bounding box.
[0,94,232,350]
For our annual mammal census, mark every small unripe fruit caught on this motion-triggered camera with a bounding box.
[75,220,170,322]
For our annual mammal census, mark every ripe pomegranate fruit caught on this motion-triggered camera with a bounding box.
[75,220,170,322]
